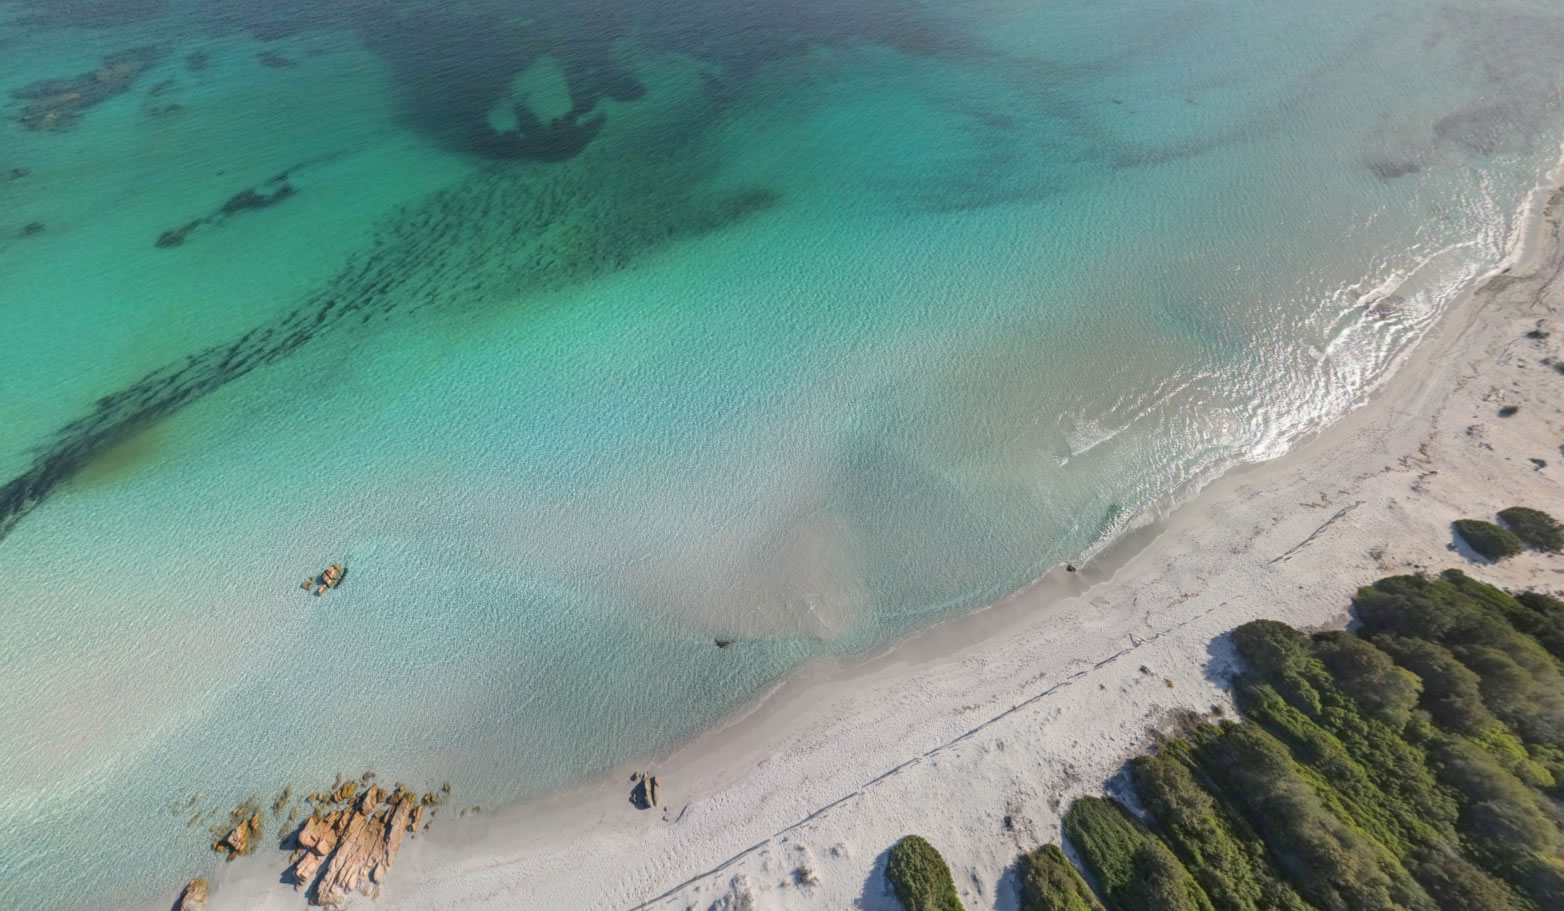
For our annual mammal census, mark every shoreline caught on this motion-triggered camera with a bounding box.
[133,154,1564,910]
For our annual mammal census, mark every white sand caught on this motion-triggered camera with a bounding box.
[153,172,1564,911]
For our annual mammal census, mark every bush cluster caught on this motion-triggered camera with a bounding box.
[1498,506,1564,553]
[987,565,1564,911]
[886,835,965,911]
[1454,519,1525,561]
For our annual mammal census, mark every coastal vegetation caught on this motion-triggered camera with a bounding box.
[1498,507,1564,553]
[1007,562,1564,911]
[886,835,966,911]
[1019,844,1105,911]
[1453,518,1525,561]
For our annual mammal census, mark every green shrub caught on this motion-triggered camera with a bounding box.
[1408,847,1529,911]
[1498,507,1564,553]
[1129,751,1313,911]
[885,835,964,911]
[1454,519,1525,561]
[1018,844,1106,911]
[1194,724,1437,911]
[1063,797,1215,911]
[1371,634,1496,736]
[1515,590,1564,615]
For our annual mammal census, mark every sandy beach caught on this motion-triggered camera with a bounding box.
[135,160,1564,911]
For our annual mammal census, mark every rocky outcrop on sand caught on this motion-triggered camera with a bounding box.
[288,783,444,909]
[213,802,262,859]
[629,771,662,809]
[194,774,446,909]
[175,878,209,911]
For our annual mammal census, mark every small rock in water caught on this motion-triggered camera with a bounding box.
[20,221,45,237]
[175,878,209,911]
[1065,563,1076,572]
[213,804,262,859]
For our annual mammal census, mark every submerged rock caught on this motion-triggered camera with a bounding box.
[12,45,167,131]
[154,179,296,248]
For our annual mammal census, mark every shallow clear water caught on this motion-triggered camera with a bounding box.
[2,0,1563,907]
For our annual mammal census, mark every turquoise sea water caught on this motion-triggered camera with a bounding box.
[2,0,1564,907]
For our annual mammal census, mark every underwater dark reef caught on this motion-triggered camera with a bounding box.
[11,0,962,160]
[0,0,973,543]
[0,110,779,544]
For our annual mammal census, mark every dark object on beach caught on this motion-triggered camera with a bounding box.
[258,51,296,69]
[1498,506,1564,553]
[154,179,295,248]
[12,45,167,131]
[20,222,45,237]
[629,772,659,808]
[1526,329,1550,340]
[1498,405,1520,417]
[185,52,209,72]
[1531,458,1548,471]
[1066,563,1077,573]
[714,637,734,648]
[1453,518,1524,562]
